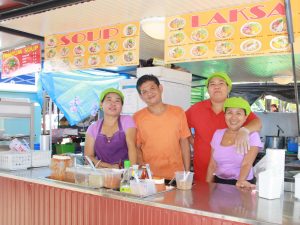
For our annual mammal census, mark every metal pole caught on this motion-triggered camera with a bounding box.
[285,0,300,136]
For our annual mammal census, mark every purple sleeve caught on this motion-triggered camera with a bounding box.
[86,120,101,140]
[120,115,136,132]
[249,132,263,151]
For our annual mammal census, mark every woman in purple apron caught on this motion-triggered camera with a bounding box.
[85,88,137,168]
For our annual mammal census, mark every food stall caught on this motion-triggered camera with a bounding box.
[0,0,300,224]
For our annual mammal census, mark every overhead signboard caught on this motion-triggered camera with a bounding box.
[1,43,41,78]
[165,0,300,64]
[44,22,140,71]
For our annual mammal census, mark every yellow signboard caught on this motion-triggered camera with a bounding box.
[165,0,300,64]
[44,22,140,71]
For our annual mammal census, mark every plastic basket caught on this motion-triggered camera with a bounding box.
[31,150,52,167]
[0,151,31,170]
[55,143,75,154]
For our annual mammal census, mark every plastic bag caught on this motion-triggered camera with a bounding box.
[9,138,31,152]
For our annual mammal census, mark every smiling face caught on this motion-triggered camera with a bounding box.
[207,77,229,103]
[101,93,123,116]
[225,108,247,131]
[139,80,163,106]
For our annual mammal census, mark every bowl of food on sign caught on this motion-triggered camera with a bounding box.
[88,42,100,54]
[88,55,100,66]
[215,25,234,39]
[270,36,289,51]
[106,40,118,52]
[240,39,262,53]
[123,51,134,62]
[169,32,185,45]
[73,57,84,67]
[123,38,136,49]
[3,56,20,75]
[168,17,186,30]
[60,47,69,57]
[241,22,262,37]
[106,54,117,64]
[47,37,57,47]
[190,44,208,57]
[215,41,234,55]
[169,47,185,59]
[73,45,85,56]
[46,49,56,58]
[124,24,137,36]
[270,17,287,33]
[191,28,208,42]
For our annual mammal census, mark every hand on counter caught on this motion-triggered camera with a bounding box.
[236,180,255,189]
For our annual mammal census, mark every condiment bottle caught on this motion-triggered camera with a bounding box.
[120,160,131,193]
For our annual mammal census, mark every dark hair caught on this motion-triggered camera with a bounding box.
[225,107,247,115]
[136,74,160,94]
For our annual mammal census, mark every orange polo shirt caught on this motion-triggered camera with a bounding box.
[186,99,257,182]
[134,105,191,179]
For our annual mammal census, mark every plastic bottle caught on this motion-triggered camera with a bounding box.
[120,160,131,193]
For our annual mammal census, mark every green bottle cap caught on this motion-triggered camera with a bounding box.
[124,160,131,169]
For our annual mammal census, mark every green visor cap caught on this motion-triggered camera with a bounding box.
[205,72,232,91]
[223,97,251,115]
[99,88,124,103]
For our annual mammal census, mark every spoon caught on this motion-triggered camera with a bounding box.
[85,155,96,171]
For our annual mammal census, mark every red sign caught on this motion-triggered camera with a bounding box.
[2,43,41,78]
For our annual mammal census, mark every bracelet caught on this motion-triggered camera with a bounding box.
[240,127,250,134]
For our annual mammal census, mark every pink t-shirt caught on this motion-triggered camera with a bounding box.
[86,115,136,140]
[210,128,263,180]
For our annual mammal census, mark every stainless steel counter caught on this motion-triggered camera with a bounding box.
[0,167,300,225]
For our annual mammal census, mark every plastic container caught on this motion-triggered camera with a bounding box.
[49,155,72,180]
[153,178,166,192]
[31,150,51,167]
[294,173,300,199]
[0,151,31,170]
[103,169,123,189]
[55,143,75,154]
[175,171,194,190]
[74,168,90,187]
[89,169,105,188]
[130,179,156,196]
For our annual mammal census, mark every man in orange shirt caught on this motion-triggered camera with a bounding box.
[186,72,262,182]
[133,74,191,180]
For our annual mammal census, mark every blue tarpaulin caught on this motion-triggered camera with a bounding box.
[39,70,128,126]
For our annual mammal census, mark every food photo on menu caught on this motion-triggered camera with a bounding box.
[73,57,84,67]
[191,28,208,42]
[2,56,20,76]
[215,25,234,39]
[270,17,287,33]
[105,54,117,64]
[88,55,100,66]
[240,21,262,37]
[240,39,262,53]
[168,17,185,30]
[73,45,85,56]
[169,32,185,45]
[215,41,234,55]
[190,44,208,57]
[270,36,289,51]
[123,38,136,49]
[106,40,118,52]
[60,47,69,57]
[169,46,185,59]
[46,49,56,58]
[123,51,134,62]
[47,37,57,47]
[88,42,100,54]
[124,24,137,36]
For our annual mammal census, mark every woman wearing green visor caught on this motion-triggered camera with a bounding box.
[206,97,263,188]
[85,88,137,168]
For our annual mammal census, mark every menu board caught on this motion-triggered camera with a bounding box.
[1,43,41,78]
[165,0,300,64]
[44,22,140,71]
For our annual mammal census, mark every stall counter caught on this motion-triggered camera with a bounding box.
[0,167,299,225]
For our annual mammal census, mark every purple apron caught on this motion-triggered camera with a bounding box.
[94,118,128,164]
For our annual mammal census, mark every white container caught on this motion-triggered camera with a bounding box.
[31,150,51,167]
[0,151,31,170]
[294,173,300,199]
[89,170,105,188]
[175,171,194,190]
[130,179,156,196]
[258,170,282,199]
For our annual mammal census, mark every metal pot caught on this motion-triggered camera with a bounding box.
[265,136,285,149]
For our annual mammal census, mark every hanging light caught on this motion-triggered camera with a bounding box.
[273,74,293,85]
[140,17,165,40]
